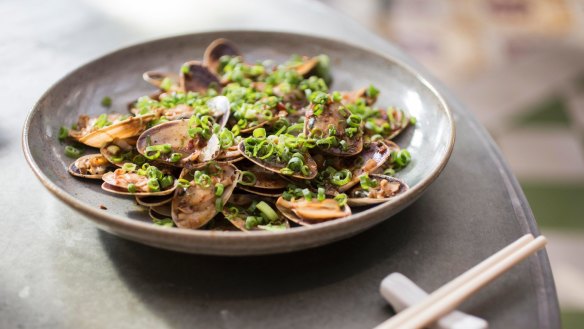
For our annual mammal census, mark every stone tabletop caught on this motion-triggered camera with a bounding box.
[0,0,560,328]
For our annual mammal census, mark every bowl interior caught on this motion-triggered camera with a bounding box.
[24,31,453,253]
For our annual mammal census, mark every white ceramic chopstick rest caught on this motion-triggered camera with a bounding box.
[380,273,488,329]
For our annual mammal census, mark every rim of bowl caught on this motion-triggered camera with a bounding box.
[22,30,455,243]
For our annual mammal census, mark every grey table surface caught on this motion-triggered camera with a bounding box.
[0,0,560,328]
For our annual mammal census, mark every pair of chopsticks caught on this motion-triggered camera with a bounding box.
[374,234,547,329]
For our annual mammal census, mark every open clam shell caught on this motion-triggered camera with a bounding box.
[238,141,318,180]
[101,168,177,196]
[171,162,240,229]
[222,194,289,232]
[136,119,221,166]
[179,60,221,93]
[68,154,113,179]
[347,174,408,207]
[203,38,242,75]
[276,197,351,226]
[72,114,155,148]
[305,100,363,156]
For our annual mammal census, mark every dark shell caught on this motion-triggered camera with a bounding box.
[179,61,221,93]
[171,163,239,229]
[204,38,242,74]
[68,154,112,179]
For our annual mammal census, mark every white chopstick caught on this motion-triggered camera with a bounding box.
[374,234,547,329]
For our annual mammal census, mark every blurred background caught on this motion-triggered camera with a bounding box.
[318,0,584,326]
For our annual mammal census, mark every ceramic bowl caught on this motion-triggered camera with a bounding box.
[23,31,454,255]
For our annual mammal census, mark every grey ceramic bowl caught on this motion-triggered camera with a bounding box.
[23,31,454,255]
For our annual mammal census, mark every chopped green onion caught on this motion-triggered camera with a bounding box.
[101,96,112,107]
[58,127,69,141]
[160,175,174,189]
[253,128,266,139]
[331,169,352,186]
[106,144,121,155]
[181,64,190,74]
[160,77,172,91]
[239,171,257,186]
[231,124,240,136]
[64,146,82,158]
[127,183,137,193]
[302,188,312,201]
[257,224,287,232]
[194,172,212,187]
[169,153,183,163]
[144,144,172,160]
[287,156,304,171]
[132,154,146,165]
[370,134,384,142]
[366,84,380,98]
[94,113,110,129]
[146,166,163,180]
[245,216,259,230]
[346,127,358,138]
[317,187,326,201]
[177,178,191,189]
[410,116,417,125]
[334,193,348,207]
[384,168,396,176]
[332,91,342,102]
[147,178,160,192]
[215,183,225,197]
[359,173,378,190]
[347,114,362,127]
[300,165,310,176]
[215,198,223,212]
[110,156,124,163]
[395,149,412,167]
[256,201,278,222]
[219,129,234,148]
[152,218,174,227]
[122,163,136,172]
[309,91,329,104]
[280,167,294,176]
[248,200,258,213]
